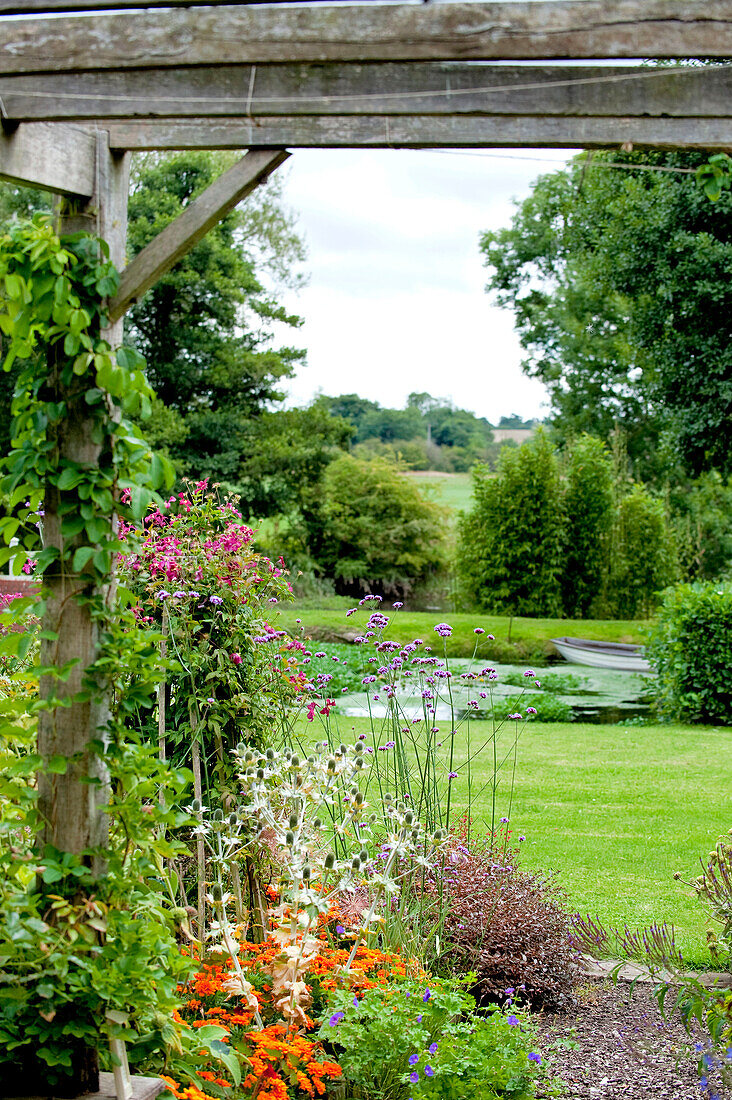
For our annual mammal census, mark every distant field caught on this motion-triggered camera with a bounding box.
[402,471,474,522]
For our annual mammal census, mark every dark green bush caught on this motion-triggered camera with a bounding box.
[647,582,732,724]
[610,485,676,618]
[316,454,447,597]
[457,430,564,616]
[561,434,614,618]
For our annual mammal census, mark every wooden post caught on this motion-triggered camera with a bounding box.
[35,129,129,1098]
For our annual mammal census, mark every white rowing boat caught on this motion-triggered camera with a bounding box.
[551,636,651,673]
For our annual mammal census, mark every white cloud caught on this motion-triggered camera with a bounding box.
[275,148,574,423]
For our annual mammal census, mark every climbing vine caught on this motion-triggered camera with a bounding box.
[0,215,195,1085]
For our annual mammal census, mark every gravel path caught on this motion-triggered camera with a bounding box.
[535,978,728,1100]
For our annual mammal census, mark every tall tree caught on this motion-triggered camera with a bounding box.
[481,150,732,479]
[125,152,308,484]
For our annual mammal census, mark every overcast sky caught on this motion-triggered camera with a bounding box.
[275,147,575,424]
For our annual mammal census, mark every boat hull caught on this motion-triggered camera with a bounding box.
[551,636,651,673]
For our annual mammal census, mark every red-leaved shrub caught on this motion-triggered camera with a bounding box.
[436,819,579,1011]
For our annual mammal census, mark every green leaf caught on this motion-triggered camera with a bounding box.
[210,1040,242,1086]
[129,486,153,520]
[71,546,95,573]
[46,756,68,775]
[57,466,84,491]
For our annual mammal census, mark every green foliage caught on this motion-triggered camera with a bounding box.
[0,748,193,1084]
[316,392,495,474]
[481,150,732,479]
[671,471,732,582]
[610,486,676,619]
[124,152,307,490]
[0,217,195,1083]
[458,432,675,619]
[233,404,351,531]
[0,215,174,582]
[457,430,564,616]
[647,581,732,724]
[316,455,448,597]
[320,977,542,1100]
[561,435,614,618]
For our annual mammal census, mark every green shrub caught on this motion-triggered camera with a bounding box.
[610,485,676,618]
[320,976,543,1100]
[457,430,564,616]
[672,471,732,583]
[561,435,614,618]
[316,454,447,597]
[647,582,732,724]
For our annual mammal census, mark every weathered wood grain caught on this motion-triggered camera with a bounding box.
[105,113,732,151]
[107,147,287,321]
[0,121,95,195]
[0,0,295,9]
[1,2,732,75]
[2,63,731,123]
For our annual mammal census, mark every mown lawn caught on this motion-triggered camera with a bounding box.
[277,605,649,662]
[292,713,730,967]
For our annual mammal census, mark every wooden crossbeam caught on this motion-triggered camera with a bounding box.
[107,147,288,322]
[0,121,95,196]
[0,0,297,9]
[105,114,732,152]
[1,1,731,76]
[2,63,732,125]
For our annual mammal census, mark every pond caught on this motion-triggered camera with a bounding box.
[335,659,652,724]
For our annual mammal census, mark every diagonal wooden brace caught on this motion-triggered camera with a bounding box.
[107,147,289,322]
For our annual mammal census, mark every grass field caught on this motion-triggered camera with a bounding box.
[402,471,475,522]
[291,714,729,967]
[278,605,649,662]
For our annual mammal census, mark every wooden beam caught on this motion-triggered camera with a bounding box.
[0,121,95,196]
[0,0,298,10]
[105,113,732,152]
[107,147,288,322]
[2,63,732,124]
[2,2,732,75]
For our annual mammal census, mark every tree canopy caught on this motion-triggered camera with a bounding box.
[125,152,308,489]
[481,151,732,479]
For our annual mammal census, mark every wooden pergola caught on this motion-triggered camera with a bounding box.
[1,1,731,1092]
